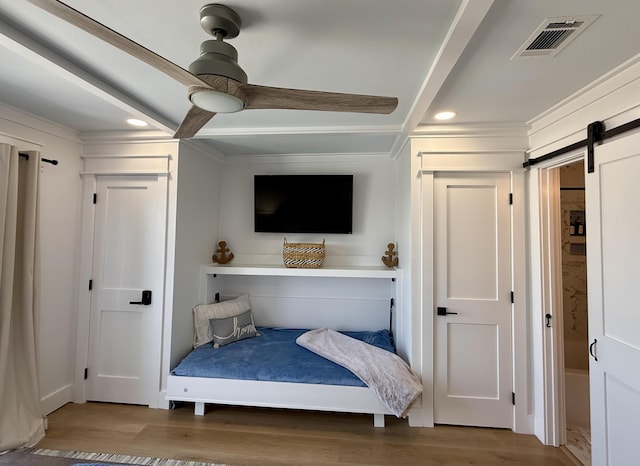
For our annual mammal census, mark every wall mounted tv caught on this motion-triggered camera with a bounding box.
[254,175,353,234]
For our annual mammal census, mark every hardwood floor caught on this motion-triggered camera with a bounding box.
[36,402,577,466]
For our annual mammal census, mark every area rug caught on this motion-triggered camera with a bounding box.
[0,449,231,466]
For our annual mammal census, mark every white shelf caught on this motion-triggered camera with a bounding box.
[203,263,398,279]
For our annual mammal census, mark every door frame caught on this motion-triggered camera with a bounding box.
[532,150,586,446]
[74,154,172,407]
[414,150,529,432]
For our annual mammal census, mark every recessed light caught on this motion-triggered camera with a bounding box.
[434,111,456,121]
[126,118,148,127]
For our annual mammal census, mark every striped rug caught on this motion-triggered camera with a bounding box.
[31,449,231,466]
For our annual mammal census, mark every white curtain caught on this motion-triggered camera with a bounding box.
[0,144,46,451]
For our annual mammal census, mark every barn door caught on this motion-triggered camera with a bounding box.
[86,175,167,405]
[586,130,640,464]
[433,172,513,428]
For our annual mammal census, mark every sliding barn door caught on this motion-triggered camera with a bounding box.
[433,172,513,428]
[586,130,640,465]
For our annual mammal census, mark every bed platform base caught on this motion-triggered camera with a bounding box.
[166,375,391,427]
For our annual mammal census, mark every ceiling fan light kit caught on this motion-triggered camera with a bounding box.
[26,0,398,139]
[190,88,244,113]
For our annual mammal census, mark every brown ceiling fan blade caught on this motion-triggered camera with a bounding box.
[240,84,398,114]
[174,106,216,139]
[26,0,207,88]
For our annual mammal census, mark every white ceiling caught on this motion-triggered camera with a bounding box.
[0,0,638,157]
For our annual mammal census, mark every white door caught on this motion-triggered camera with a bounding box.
[586,130,640,465]
[86,175,167,405]
[434,172,513,427]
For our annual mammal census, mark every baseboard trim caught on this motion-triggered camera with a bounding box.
[41,384,73,415]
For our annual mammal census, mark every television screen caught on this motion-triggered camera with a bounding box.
[254,175,353,234]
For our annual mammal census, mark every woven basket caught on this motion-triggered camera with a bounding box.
[282,238,325,268]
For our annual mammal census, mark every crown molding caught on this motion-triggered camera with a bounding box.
[194,124,401,138]
[0,101,82,144]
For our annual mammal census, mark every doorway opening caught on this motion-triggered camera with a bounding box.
[558,160,590,465]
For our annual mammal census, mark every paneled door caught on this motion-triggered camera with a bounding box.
[434,172,513,427]
[86,175,167,405]
[586,130,640,465]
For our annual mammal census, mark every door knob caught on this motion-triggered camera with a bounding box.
[130,290,152,305]
[437,306,458,316]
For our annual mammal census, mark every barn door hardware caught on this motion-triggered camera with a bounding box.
[587,121,605,173]
[589,338,598,362]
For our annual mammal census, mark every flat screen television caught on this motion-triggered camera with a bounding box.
[254,175,353,234]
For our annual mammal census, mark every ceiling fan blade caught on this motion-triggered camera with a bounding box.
[26,0,207,88]
[240,84,398,114]
[174,106,216,139]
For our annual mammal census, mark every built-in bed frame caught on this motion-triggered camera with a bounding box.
[165,263,409,427]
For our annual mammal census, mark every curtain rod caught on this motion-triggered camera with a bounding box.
[523,116,640,171]
[18,152,58,166]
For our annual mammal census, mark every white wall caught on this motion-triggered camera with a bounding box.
[0,103,83,414]
[169,141,222,369]
[394,141,412,362]
[526,54,640,443]
[217,156,397,266]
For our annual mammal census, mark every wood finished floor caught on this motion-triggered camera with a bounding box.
[36,402,577,466]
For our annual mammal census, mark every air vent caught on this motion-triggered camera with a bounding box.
[511,15,599,59]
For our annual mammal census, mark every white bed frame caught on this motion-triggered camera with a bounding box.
[166,374,392,427]
[165,264,411,427]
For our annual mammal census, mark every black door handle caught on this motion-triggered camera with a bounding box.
[545,313,552,327]
[130,290,152,305]
[589,338,598,362]
[437,307,458,316]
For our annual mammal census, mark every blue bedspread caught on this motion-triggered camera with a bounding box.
[171,327,395,387]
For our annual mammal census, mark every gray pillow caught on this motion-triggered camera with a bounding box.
[192,294,251,348]
[209,309,260,348]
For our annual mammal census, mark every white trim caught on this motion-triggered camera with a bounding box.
[40,384,73,415]
[408,136,530,433]
[80,171,170,176]
[389,134,410,161]
[403,0,495,132]
[202,263,398,279]
[79,131,173,143]
[74,176,97,403]
[511,169,534,434]
[193,125,401,138]
[225,152,395,164]
[0,19,175,135]
[80,154,171,159]
[528,53,640,133]
[419,171,435,427]
[0,103,81,144]
[530,151,586,446]
[166,375,393,427]
[412,122,530,137]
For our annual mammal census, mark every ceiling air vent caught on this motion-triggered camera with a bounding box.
[511,15,599,59]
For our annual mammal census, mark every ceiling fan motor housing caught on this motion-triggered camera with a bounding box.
[189,40,248,84]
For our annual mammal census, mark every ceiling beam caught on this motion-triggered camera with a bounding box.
[0,15,177,136]
[402,0,495,136]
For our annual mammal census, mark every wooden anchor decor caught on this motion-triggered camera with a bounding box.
[212,241,234,264]
[381,243,398,268]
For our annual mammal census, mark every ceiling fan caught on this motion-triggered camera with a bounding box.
[26,0,399,139]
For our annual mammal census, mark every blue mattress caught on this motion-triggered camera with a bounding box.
[171,327,395,387]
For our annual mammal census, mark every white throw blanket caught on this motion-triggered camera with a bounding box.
[296,328,422,418]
